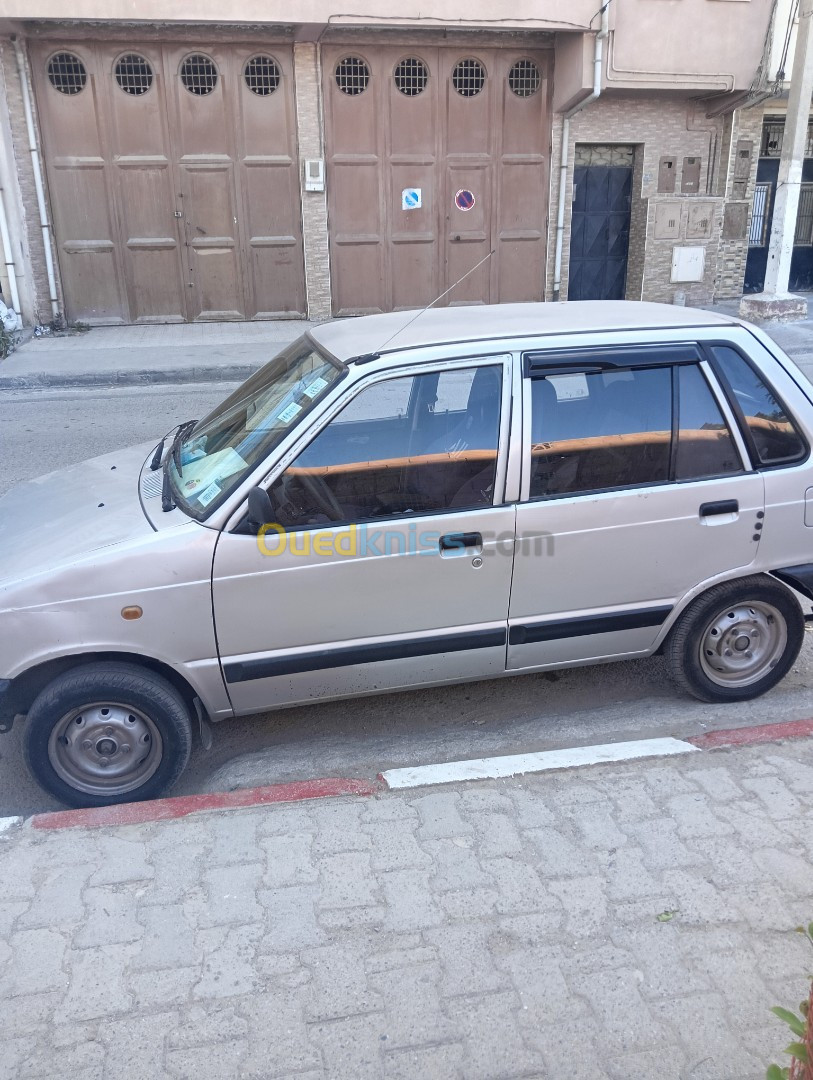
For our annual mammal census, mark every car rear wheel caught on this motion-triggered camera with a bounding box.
[24,662,193,808]
[665,575,805,703]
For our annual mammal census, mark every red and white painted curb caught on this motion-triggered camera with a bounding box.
[8,716,812,832]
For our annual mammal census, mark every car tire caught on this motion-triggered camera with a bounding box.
[665,575,805,703]
[23,661,193,808]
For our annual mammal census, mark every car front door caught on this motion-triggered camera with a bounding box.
[508,344,765,671]
[212,356,517,713]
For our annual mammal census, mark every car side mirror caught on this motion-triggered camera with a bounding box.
[247,486,276,531]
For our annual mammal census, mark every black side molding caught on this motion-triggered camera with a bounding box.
[509,606,673,647]
[225,627,507,684]
[772,564,813,602]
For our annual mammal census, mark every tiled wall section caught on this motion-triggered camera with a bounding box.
[714,105,763,299]
[294,43,332,321]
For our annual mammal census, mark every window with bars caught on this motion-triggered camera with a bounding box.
[335,56,370,95]
[795,183,813,245]
[180,54,218,96]
[393,57,428,96]
[508,59,541,97]
[115,54,154,96]
[244,55,280,95]
[452,58,486,97]
[760,118,813,158]
[47,52,87,95]
[749,182,771,246]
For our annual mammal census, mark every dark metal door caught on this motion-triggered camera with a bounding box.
[744,157,813,293]
[568,164,632,301]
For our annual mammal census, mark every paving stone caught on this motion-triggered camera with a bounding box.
[0,901,28,938]
[99,1011,178,1080]
[308,1012,388,1077]
[627,818,704,870]
[424,923,509,997]
[666,792,737,838]
[650,992,764,1079]
[132,902,196,970]
[508,786,557,828]
[363,820,432,871]
[380,869,445,932]
[602,777,662,824]
[255,804,315,837]
[365,943,438,974]
[468,811,524,857]
[412,792,472,838]
[548,875,608,936]
[568,967,672,1055]
[128,967,197,1007]
[89,836,153,885]
[485,856,560,916]
[439,887,500,919]
[262,832,319,886]
[199,863,264,926]
[57,944,138,1021]
[0,928,68,996]
[742,775,803,818]
[17,863,95,930]
[567,804,629,850]
[753,848,813,895]
[444,990,546,1080]
[240,990,323,1077]
[259,885,328,952]
[685,765,747,803]
[457,789,515,815]
[495,942,583,1022]
[167,1001,248,1048]
[317,905,388,931]
[367,961,457,1048]
[360,796,419,824]
[383,1042,464,1079]
[424,837,493,891]
[605,1048,686,1080]
[765,752,813,793]
[524,826,600,877]
[205,812,263,866]
[165,1039,248,1079]
[75,886,145,947]
[608,925,710,998]
[316,851,381,910]
[192,923,262,999]
[599,847,663,901]
[301,942,383,1021]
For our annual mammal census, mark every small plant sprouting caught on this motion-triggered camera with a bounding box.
[767,923,813,1080]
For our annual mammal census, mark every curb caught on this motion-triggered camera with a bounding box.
[0,364,259,391]
[26,716,813,831]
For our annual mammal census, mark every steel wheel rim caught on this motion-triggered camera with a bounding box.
[47,701,163,796]
[698,600,787,688]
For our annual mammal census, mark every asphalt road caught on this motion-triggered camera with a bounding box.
[1,383,813,817]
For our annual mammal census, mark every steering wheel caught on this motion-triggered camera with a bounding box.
[300,473,345,521]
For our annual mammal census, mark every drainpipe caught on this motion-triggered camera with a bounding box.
[0,186,22,325]
[12,37,61,324]
[552,2,610,301]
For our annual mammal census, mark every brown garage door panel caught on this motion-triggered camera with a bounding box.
[32,41,305,324]
[324,43,551,316]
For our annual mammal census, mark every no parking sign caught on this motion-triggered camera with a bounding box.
[454,189,475,211]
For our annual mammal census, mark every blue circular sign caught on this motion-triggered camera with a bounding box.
[455,189,475,211]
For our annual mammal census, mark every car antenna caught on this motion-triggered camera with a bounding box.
[353,248,495,363]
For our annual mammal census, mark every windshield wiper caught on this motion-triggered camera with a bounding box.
[161,419,197,512]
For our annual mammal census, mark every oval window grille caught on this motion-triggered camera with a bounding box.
[115,54,154,96]
[244,55,281,95]
[508,59,541,98]
[394,57,428,97]
[335,56,370,95]
[47,52,87,95]
[452,58,485,98]
[180,54,218,96]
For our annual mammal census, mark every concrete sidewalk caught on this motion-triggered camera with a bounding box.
[0,320,314,390]
[2,736,813,1080]
[3,302,813,390]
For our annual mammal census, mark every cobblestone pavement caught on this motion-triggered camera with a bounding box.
[3,738,813,1080]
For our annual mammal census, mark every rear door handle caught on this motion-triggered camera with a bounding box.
[699,500,739,517]
[439,532,482,553]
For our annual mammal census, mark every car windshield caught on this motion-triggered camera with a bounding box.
[168,337,344,518]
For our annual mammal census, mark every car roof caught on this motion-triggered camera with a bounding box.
[308,301,738,364]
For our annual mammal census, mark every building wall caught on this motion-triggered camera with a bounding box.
[545,93,755,305]
[293,43,331,321]
[714,105,763,300]
[0,37,61,326]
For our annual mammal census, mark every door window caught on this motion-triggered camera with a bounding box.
[529,362,743,498]
[711,345,806,466]
[269,365,503,527]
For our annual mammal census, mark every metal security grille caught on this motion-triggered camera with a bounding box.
[452,58,485,97]
[394,57,428,96]
[760,118,813,157]
[795,183,813,245]
[114,54,154,96]
[244,55,280,95]
[574,144,635,167]
[180,54,218,96]
[47,52,87,95]
[335,56,370,95]
[508,59,540,97]
[749,182,771,246]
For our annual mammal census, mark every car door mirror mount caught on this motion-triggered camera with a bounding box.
[247,486,276,532]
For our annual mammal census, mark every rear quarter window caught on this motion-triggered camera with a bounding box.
[711,345,806,466]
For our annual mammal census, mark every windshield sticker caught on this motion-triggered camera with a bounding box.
[197,481,221,507]
[549,374,589,401]
[276,401,303,424]
[302,376,329,400]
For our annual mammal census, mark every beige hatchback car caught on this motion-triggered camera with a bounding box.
[2,301,813,807]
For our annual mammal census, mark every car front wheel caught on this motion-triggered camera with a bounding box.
[23,662,193,808]
[666,575,805,703]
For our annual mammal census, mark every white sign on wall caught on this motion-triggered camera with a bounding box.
[402,188,422,210]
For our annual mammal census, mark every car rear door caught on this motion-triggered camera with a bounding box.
[507,342,765,671]
[212,355,517,713]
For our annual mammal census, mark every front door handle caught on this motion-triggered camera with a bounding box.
[699,500,739,517]
[439,532,482,554]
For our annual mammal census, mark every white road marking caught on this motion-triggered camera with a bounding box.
[380,736,699,790]
[0,816,23,833]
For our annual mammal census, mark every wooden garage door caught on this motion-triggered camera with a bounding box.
[323,44,550,316]
[31,42,305,324]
